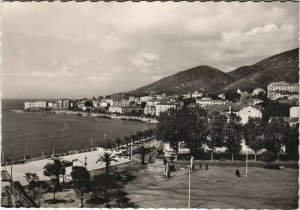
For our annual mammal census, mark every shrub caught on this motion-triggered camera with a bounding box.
[260,151,277,165]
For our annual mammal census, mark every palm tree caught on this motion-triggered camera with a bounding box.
[115,137,122,150]
[136,145,152,165]
[43,157,66,188]
[96,152,118,174]
[136,131,144,142]
[124,136,130,153]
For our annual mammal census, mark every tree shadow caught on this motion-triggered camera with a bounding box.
[44,198,75,204]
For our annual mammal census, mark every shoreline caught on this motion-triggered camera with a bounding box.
[11,109,158,124]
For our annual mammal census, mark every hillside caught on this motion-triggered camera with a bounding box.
[224,48,299,91]
[127,65,233,96]
[112,48,298,97]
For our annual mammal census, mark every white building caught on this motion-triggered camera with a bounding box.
[111,99,129,107]
[109,106,123,114]
[140,96,153,102]
[164,142,190,158]
[191,91,203,98]
[290,106,299,118]
[252,88,266,96]
[196,98,228,107]
[157,93,167,100]
[267,81,299,100]
[218,94,226,100]
[24,101,47,110]
[144,106,156,116]
[237,106,262,124]
[183,93,192,99]
[155,102,182,116]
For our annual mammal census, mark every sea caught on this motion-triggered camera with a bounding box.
[1,99,155,160]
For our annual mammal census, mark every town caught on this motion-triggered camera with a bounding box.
[2,80,297,208]
[24,81,299,124]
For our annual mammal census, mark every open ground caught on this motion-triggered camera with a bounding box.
[34,158,298,208]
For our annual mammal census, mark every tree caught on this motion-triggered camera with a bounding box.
[223,114,242,161]
[206,110,227,161]
[286,124,299,160]
[24,173,41,206]
[260,151,277,166]
[92,174,118,207]
[136,131,144,141]
[243,117,265,161]
[264,118,290,161]
[43,157,66,188]
[224,90,241,102]
[157,107,208,160]
[84,100,93,107]
[71,166,91,207]
[115,137,122,150]
[96,152,118,174]
[136,145,151,165]
[124,136,130,152]
[183,107,208,157]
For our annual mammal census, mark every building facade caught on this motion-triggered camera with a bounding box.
[237,106,262,124]
[24,101,47,110]
[140,96,153,102]
[144,106,156,116]
[196,98,228,107]
[267,81,299,100]
[290,106,299,118]
[111,99,130,107]
[155,102,182,116]
[252,88,266,96]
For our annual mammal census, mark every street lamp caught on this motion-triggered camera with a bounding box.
[10,144,13,197]
[84,156,87,168]
[245,146,249,176]
[188,166,191,208]
[130,139,133,161]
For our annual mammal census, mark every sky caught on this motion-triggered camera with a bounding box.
[1,2,299,99]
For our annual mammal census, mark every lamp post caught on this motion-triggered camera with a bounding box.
[188,166,191,208]
[84,156,87,168]
[245,146,248,176]
[90,136,93,149]
[10,144,13,196]
[130,139,133,161]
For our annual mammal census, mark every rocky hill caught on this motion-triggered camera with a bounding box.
[112,48,298,97]
[224,48,299,91]
[127,65,233,96]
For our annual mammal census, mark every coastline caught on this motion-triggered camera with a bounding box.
[11,109,158,124]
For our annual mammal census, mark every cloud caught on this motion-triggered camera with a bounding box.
[131,52,160,68]
[31,66,73,78]
[1,2,298,99]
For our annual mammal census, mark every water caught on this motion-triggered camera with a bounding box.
[1,99,155,160]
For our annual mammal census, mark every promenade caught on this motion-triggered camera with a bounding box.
[2,148,130,186]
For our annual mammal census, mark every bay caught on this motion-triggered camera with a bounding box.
[1,99,155,160]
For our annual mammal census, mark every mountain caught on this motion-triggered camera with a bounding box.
[127,65,233,96]
[113,48,298,97]
[224,48,299,91]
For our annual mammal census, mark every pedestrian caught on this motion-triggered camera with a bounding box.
[235,169,241,177]
[205,164,208,170]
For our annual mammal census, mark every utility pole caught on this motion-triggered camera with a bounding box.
[188,166,191,208]
[245,146,248,176]
[10,144,13,205]
[130,139,133,161]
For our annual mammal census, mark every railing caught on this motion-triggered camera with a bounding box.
[2,136,156,167]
